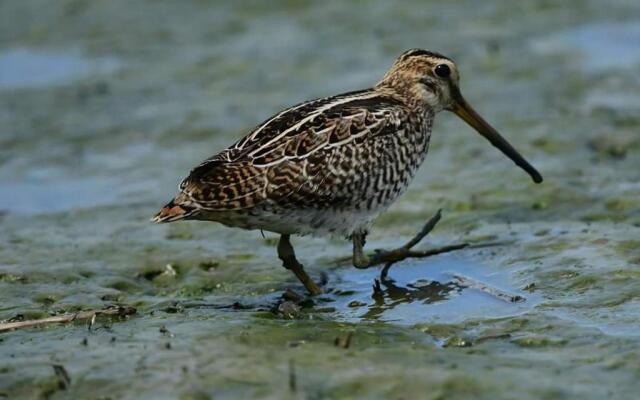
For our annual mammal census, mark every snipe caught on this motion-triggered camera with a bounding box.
[153,49,542,295]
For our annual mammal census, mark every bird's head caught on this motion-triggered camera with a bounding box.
[378,49,543,184]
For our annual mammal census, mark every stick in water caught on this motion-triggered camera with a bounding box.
[0,306,136,333]
[452,274,525,303]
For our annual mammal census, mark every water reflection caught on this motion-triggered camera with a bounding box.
[361,276,462,321]
[331,253,536,325]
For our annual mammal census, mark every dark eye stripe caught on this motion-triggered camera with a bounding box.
[419,78,440,95]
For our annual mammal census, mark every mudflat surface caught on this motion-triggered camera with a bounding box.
[1,1,639,399]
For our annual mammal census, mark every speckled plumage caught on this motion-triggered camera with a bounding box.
[154,51,443,237]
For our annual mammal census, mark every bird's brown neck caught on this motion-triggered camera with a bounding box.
[374,82,432,114]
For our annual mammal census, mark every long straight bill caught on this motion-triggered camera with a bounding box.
[451,91,543,184]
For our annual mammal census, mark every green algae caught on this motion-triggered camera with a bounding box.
[511,335,568,348]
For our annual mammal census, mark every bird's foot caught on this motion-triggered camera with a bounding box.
[358,210,469,279]
[278,234,323,296]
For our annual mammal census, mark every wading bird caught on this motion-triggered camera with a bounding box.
[153,49,542,295]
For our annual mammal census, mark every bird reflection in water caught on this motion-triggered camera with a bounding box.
[360,275,463,320]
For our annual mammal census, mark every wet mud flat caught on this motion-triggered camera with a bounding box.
[2,1,640,399]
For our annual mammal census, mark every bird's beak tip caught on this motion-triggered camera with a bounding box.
[451,94,543,185]
[532,173,543,184]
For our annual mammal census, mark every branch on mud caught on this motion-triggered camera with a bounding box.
[0,306,136,333]
[452,274,525,303]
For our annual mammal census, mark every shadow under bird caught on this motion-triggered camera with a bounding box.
[153,49,542,295]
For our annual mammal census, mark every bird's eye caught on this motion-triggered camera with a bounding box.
[434,64,451,78]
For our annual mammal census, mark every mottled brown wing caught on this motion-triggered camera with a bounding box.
[268,106,408,210]
[177,91,406,211]
[179,161,268,210]
[199,89,373,164]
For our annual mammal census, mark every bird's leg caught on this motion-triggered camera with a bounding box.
[353,210,469,278]
[277,234,322,296]
[352,232,370,268]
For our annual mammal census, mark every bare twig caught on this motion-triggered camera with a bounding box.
[404,209,443,248]
[379,243,469,280]
[452,274,525,303]
[0,306,136,333]
[359,211,474,281]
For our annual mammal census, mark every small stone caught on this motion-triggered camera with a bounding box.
[159,325,174,337]
[277,301,302,319]
[443,336,473,348]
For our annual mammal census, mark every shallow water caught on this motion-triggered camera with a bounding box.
[533,22,640,72]
[0,48,119,89]
[1,1,640,399]
[329,253,538,325]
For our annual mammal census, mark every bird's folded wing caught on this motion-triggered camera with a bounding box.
[177,93,407,211]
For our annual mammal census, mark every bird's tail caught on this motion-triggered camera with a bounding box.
[151,198,198,223]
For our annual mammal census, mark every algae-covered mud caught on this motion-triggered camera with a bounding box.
[1,1,640,399]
